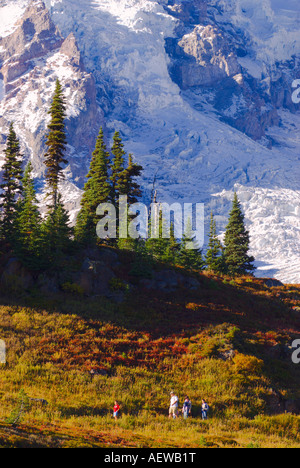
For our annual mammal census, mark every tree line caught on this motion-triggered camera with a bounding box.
[0,80,255,277]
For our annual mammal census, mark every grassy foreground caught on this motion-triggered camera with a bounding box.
[0,269,300,448]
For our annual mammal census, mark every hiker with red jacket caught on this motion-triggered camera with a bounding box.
[113,401,121,420]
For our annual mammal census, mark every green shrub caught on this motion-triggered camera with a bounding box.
[109,278,130,292]
[61,282,84,296]
[233,354,264,376]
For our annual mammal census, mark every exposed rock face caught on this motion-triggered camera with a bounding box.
[264,278,284,288]
[177,25,241,88]
[0,0,62,82]
[0,0,104,203]
[164,0,292,141]
[165,0,207,25]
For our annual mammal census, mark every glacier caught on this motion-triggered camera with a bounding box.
[0,0,299,283]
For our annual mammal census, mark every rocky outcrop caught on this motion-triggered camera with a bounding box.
[264,278,284,288]
[177,25,241,88]
[0,0,104,193]
[0,0,62,83]
[164,1,283,141]
[165,0,207,26]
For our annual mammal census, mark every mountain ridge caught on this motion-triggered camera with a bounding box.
[0,0,299,282]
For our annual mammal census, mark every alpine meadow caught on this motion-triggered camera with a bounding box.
[0,0,299,451]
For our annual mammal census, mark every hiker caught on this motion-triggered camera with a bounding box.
[201,399,209,420]
[182,396,192,419]
[169,391,179,419]
[113,401,121,420]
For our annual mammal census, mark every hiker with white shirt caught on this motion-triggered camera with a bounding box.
[169,391,179,419]
[201,399,209,420]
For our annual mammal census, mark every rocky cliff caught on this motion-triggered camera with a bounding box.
[0,0,104,206]
[164,0,299,141]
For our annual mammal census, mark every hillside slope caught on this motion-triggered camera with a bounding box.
[0,254,299,448]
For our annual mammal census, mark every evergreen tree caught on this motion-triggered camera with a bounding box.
[44,79,68,209]
[146,213,180,265]
[15,162,43,269]
[0,123,23,244]
[163,222,181,265]
[110,131,126,204]
[110,132,144,246]
[146,211,169,261]
[42,193,73,267]
[224,192,255,276]
[178,218,205,271]
[205,212,225,273]
[110,133,143,203]
[117,153,144,249]
[75,127,111,244]
[118,154,143,203]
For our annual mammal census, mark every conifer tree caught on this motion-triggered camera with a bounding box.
[117,153,144,249]
[110,132,144,245]
[146,209,169,261]
[75,127,111,244]
[42,193,73,266]
[118,154,143,203]
[178,218,205,271]
[224,192,255,276]
[44,79,68,209]
[110,133,143,204]
[110,131,126,204]
[205,212,225,273]
[0,123,23,244]
[146,212,180,265]
[163,222,181,265]
[15,162,42,268]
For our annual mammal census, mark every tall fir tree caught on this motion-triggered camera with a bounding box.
[117,153,144,249]
[146,209,180,265]
[44,79,68,209]
[75,127,111,244]
[118,154,143,203]
[224,192,255,276]
[110,132,144,246]
[14,162,42,268]
[42,193,73,267]
[163,222,181,265]
[0,123,23,244]
[110,133,143,204]
[205,212,225,273]
[178,218,205,271]
[110,131,126,205]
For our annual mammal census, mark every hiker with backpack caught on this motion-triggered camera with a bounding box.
[201,399,209,420]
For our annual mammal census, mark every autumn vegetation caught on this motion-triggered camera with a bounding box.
[0,263,299,448]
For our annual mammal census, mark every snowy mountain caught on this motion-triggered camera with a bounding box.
[0,0,299,283]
